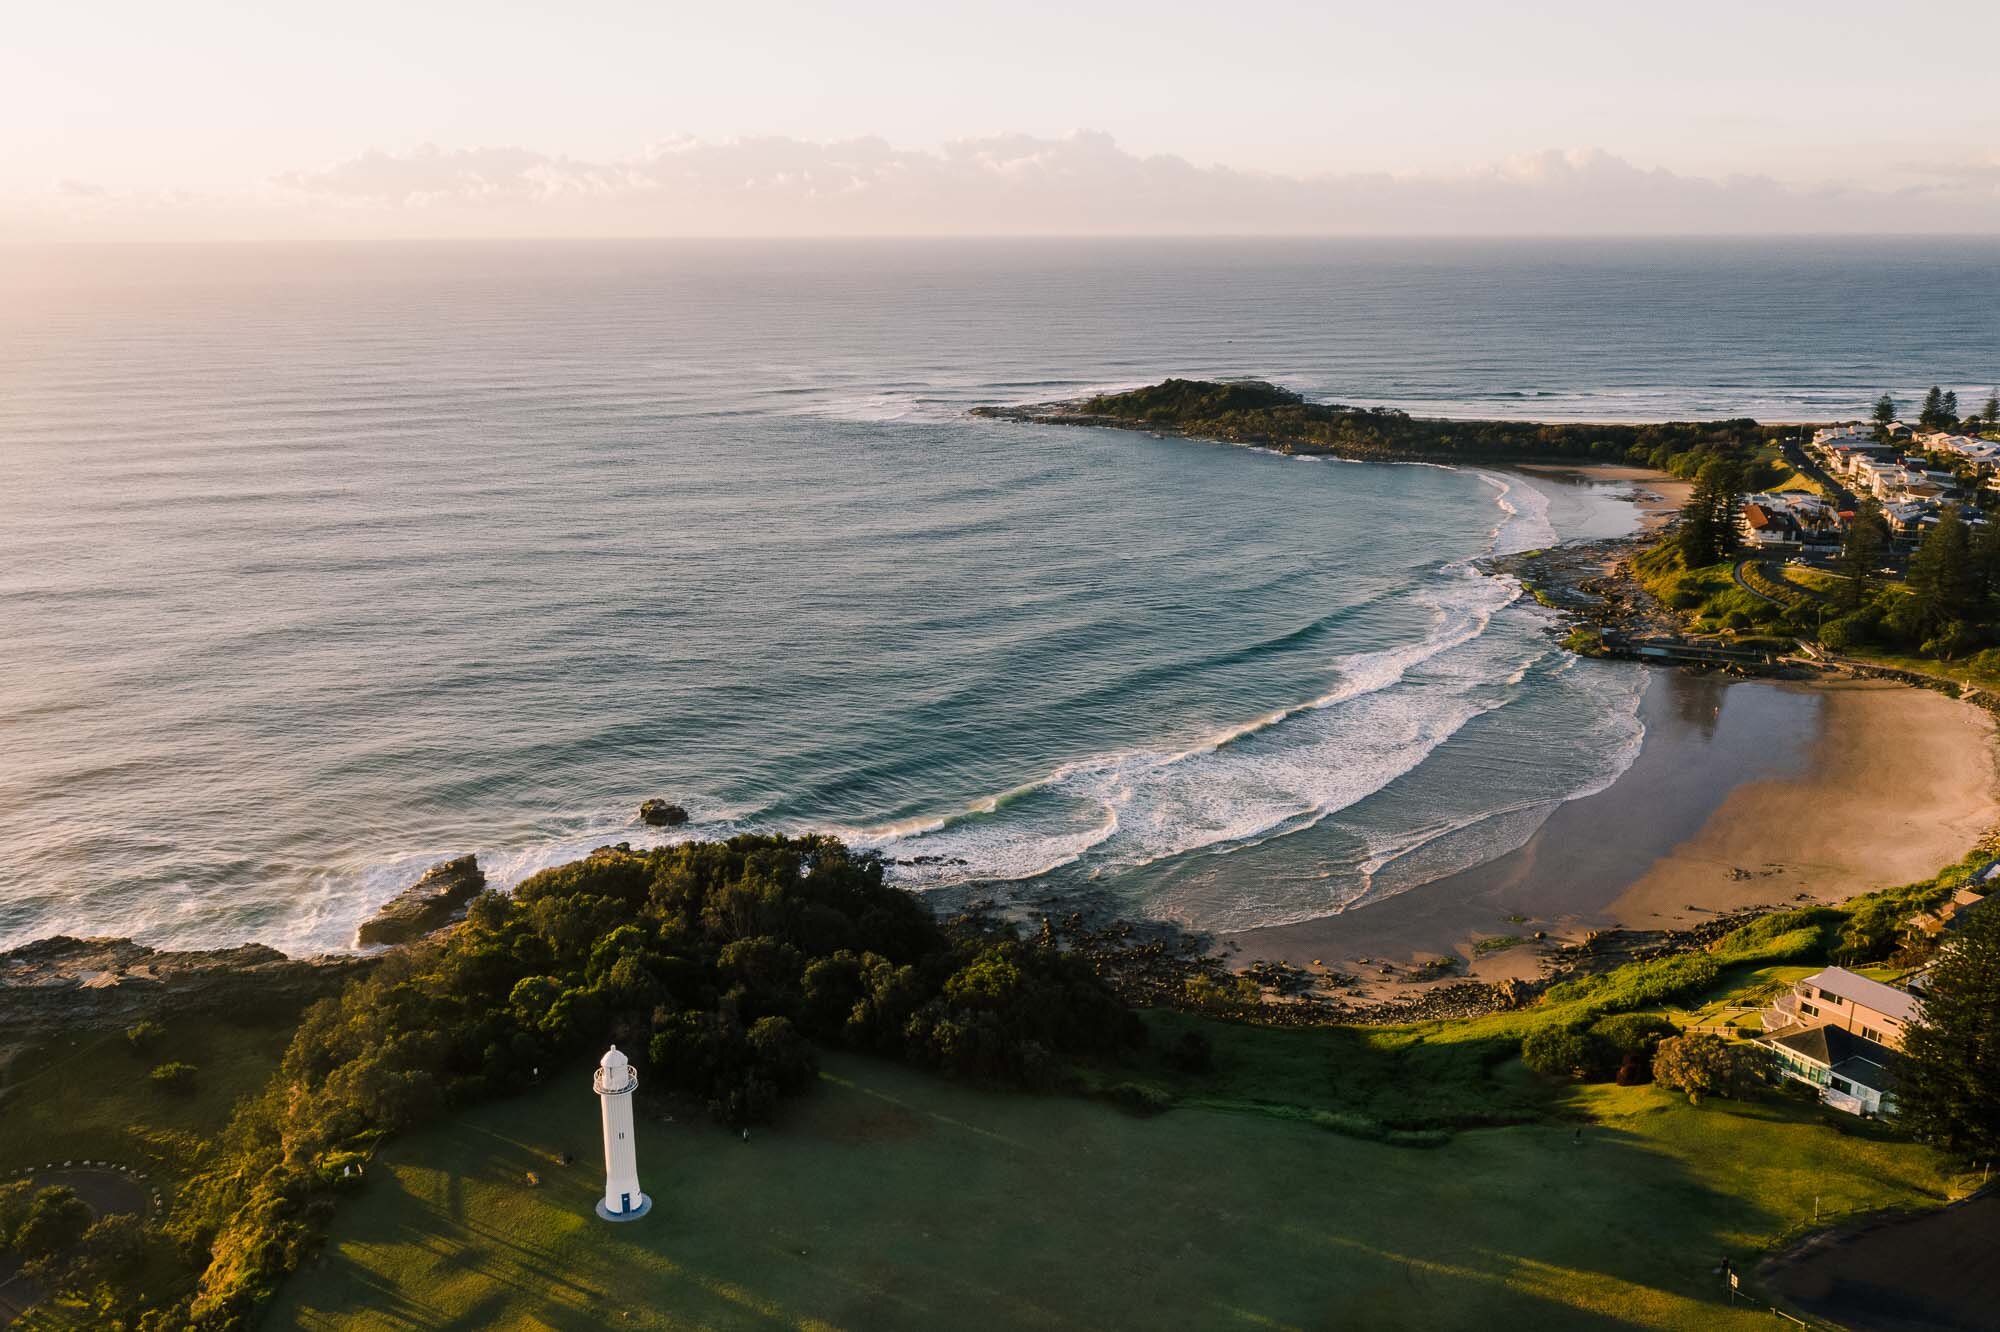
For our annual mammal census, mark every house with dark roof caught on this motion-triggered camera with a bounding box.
[1760,1024,1900,1116]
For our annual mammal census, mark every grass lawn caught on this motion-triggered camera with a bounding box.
[1839,646,2000,691]
[0,1015,297,1193]
[269,1052,1972,1331]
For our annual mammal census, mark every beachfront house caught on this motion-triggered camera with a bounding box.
[1905,886,1996,943]
[1761,1024,1900,1116]
[1756,967,1922,1117]
[1761,966,1920,1051]
[1738,502,1799,548]
[1812,425,1876,448]
[1737,491,1839,549]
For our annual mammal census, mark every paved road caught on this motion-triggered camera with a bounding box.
[1778,438,1856,509]
[1731,558,1785,605]
[1764,1192,2000,1331]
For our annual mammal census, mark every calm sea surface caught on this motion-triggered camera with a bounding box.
[3,238,1997,953]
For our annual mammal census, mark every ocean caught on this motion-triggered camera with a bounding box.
[4,237,1997,954]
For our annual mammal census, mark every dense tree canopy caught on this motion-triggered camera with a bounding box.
[1899,906,2000,1161]
[161,834,1141,1329]
[1054,379,1765,474]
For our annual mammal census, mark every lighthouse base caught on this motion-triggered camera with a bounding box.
[595,1193,652,1223]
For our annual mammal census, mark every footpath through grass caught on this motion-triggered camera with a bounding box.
[270,1051,1966,1332]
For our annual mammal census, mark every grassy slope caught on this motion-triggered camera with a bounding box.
[270,1048,1967,1332]
[0,1017,301,1328]
[0,1017,296,1190]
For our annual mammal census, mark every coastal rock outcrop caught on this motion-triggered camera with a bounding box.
[354,854,486,947]
[0,935,357,1031]
[639,799,690,827]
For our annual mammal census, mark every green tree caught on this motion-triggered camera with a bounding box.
[13,1186,92,1260]
[150,1060,198,1093]
[1973,518,2000,606]
[1898,904,2000,1160]
[1674,458,1742,568]
[1835,499,1890,611]
[1982,391,1999,428]
[1872,392,1897,438]
[1920,386,1948,430]
[1652,1033,1766,1105]
[1898,505,1978,651]
[1943,390,1960,425]
[22,1212,149,1321]
[1521,1025,1605,1080]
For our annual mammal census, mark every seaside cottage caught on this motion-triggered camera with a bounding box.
[1760,1024,1900,1116]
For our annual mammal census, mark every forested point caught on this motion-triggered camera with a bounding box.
[1029,378,1764,473]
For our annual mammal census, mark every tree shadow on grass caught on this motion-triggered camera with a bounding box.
[280,1059,1801,1331]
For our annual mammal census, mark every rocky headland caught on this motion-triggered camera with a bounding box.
[353,853,486,946]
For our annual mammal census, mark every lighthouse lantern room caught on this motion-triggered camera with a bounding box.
[593,1044,651,1221]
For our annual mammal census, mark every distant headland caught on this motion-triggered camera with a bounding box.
[974,377,1770,469]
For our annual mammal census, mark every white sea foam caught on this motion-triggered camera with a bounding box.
[785,391,969,425]
[1474,469,1560,555]
[859,565,1525,890]
[1341,654,1648,911]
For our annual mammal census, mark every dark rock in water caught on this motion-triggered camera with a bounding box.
[355,855,485,947]
[639,799,690,827]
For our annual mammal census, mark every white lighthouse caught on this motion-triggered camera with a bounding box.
[593,1045,651,1221]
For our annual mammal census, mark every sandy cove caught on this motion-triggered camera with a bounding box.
[1226,669,2000,1003]
[1224,460,1998,1002]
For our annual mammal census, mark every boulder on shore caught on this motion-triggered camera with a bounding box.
[355,855,485,947]
[638,799,690,828]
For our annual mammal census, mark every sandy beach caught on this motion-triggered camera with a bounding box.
[1226,671,1999,996]
[1211,458,2000,1000]
[1515,462,1695,532]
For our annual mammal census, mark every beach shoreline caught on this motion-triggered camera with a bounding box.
[1215,457,1999,1001]
[1224,671,2000,1001]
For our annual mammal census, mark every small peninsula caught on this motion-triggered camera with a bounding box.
[975,376,1763,470]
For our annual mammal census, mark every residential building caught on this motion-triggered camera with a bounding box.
[1761,966,1920,1051]
[1906,886,1996,942]
[1762,1024,1900,1116]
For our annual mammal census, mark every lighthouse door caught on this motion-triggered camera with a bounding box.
[621,1192,631,1214]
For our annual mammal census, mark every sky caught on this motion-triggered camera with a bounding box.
[6,0,1999,238]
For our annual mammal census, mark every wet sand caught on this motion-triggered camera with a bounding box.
[1514,462,1695,532]
[1226,671,1999,993]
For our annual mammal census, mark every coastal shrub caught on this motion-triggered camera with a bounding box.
[1839,875,1963,961]
[1589,1012,1676,1055]
[21,1211,152,1323]
[1162,1029,1214,1074]
[167,834,1143,1328]
[150,1060,198,1093]
[124,1018,165,1053]
[1102,1082,1175,1116]
[1542,952,1720,1019]
[1521,1025,1606,1081]
[0,1179,37,1250]
[1820,617,1866,651]
[11,1185,92,1261]
[1713,908,1840,966]
[1652,1033,1769,1105]
[1590,1013,1677,1085]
